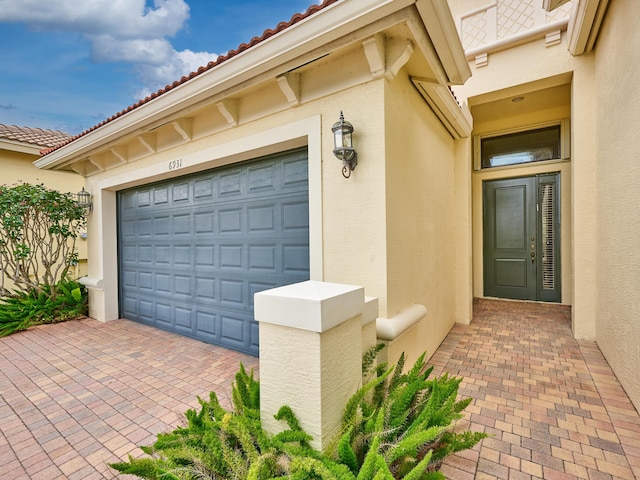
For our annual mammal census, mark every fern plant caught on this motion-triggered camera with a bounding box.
[333,350,487,479]
[110,349,486,479]
[110,364,354,479]
[0,278,88,337]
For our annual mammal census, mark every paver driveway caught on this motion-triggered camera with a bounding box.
[0,318,258,479]
[1,299,639,479]
[437,299,640,480]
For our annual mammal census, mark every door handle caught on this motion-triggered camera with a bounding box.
[530,252,535,263]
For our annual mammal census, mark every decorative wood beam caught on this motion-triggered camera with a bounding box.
[109,147,127,165]
[386,39,414,79]
[171,118,193,141]
[276,73,301,106]
[87,155,105,172]
[363,34,414,80]
[363,34,386,78]
[216,100,239,126]
[70,161,87,176]
[137,133,156,153]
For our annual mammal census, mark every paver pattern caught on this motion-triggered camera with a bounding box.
[0,318,258,479]
[0,299,638,479]
[436,298,640,480]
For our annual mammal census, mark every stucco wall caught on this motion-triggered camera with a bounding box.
[450,33,591,327]
[83,79,389,323]
[81,65,460,368]
[321,81,388,308]
[0,148,87,282]
[1,149,83,193]
[382,71,459,365]
[592,0,640,411]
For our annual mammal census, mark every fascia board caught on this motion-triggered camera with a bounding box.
[414,0,471,85]
[1,140,41,156]
[411,78,473,138]
[567,0,609,55]
[36,0,415,169]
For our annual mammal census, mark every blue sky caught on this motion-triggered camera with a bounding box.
[0,0,320,135]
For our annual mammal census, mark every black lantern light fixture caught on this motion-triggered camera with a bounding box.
[76,187,93,213]
[332,111,357,178]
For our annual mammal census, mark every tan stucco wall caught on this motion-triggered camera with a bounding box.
[0,148,87,282]
[449,0,640,411]
[321,81,388,309]
[84,79,390,323]
[82,65,461,368]
[382,71,460,365]
[570,54,597,339]
[592,0,640,411]
[450,32,595,328]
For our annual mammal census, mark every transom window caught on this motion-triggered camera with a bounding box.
[475,121,569,170]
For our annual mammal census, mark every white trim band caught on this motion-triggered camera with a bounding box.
[376,304,427,341]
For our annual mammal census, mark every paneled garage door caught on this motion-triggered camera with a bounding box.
[118,148,309,355]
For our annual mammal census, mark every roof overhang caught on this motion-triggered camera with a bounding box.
[1,140,42,156]
[566,0,610,55]
[36,0,470,170]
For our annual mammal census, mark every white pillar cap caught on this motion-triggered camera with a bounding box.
[254,280,364,333]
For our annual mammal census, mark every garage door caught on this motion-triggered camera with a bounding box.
[118,148,309,355]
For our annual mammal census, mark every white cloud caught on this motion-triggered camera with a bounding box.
[134,48,219,98]
[0,0,189,37]
[0,0,217,96]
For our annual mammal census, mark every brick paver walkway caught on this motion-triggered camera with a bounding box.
[0,319,258,479]
[436,299,640,480]
[1,300,638,479]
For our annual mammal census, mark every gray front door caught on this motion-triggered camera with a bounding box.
[117,148,310,355]
[483,173,560,302]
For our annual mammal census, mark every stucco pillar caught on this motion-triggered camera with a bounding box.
[80,186,119,322]
[254,280,365,451]
[571,56,597,339]
[454,136,473,325]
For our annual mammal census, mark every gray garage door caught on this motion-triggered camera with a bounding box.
[118,148,309,355]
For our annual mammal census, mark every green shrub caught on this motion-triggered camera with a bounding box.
[111,364,354,479]
[111,348,485,479]
[332,351,487,479]
[0,183,86,296]
[0,278,88,337]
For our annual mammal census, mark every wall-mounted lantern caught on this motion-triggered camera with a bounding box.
[332,111,358,178]
[76,187,93,213]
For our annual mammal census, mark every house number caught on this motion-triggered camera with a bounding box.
[168,158,183,170]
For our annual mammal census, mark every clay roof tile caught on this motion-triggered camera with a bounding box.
[0,124,72,149]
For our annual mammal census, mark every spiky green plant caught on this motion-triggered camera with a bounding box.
[0,278,87,337]
[110,363,354,480]
[333,349,488,479]
[111,348,486,479]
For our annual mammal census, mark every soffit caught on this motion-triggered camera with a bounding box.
[468,74,572,127]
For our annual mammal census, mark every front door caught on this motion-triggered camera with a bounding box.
[483,173,560,302]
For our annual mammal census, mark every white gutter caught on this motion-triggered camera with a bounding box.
[415,0,471,85]
[1,140,42,156]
